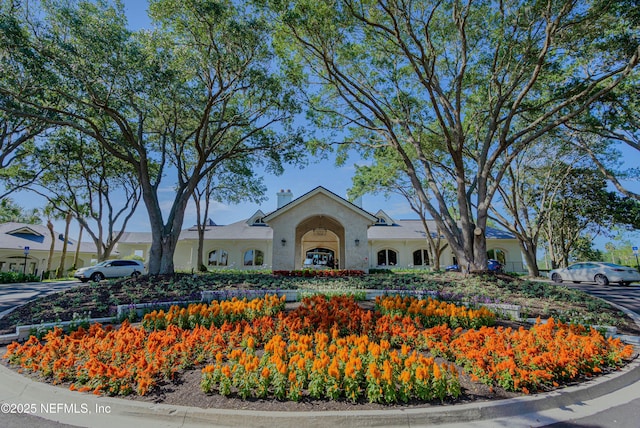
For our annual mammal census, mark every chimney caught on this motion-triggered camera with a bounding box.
[352,195,363,208]
[277,189,293,209]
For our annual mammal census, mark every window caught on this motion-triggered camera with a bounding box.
[413,249,430,266]
[377,249,397,266]
[376,217,387,225]
[487,249,506,265]
[208,250,228,266]
[244,249,264,266]
[112,260,139,266]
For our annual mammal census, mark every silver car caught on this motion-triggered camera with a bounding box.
[549,262,640,286]
[74,259,145,282]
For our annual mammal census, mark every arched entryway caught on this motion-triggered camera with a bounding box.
[296,215,345,269]
[263,187,377,272]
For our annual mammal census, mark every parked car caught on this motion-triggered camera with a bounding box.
[74,259,145,282]
[445,259,503,273]
[549,262,640,286]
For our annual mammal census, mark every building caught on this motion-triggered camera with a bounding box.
[117,187,524,272]
[0,222,97,276]
[0,187,525,275]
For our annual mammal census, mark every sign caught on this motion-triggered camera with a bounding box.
[634,246,639,255]
[24,246,30,254]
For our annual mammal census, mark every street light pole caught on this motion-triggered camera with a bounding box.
[23,246,30,276]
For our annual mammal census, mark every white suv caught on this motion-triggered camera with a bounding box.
[74,260,145,282]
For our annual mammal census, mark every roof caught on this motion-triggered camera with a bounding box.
[0,222,97,253]
[178,219,273,241]
[367,219,516,240]
[117,219,273,244]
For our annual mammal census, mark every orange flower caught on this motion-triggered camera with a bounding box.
[433,363,442,380]
[261,367,270,378]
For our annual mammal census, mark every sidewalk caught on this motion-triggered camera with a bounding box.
[1,347,639,428]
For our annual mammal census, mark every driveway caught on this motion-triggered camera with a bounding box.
[560,281,640,318]
[0,281,82,318]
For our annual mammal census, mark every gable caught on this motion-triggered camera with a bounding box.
[263,186,377,224]
[246,210,268,226]
[373,210,395,226]
[6,225,46,244]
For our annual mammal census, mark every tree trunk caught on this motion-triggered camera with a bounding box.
[73,224,83,270]
[193,185,211,273]
[56,212,72,278]
[46,220,55,278]
[144,181,191,275]
[519,239,540,277]
[197,227,205,272]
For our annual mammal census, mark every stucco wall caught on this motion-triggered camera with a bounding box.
[266,192,374,272]
[114,232,525,273]
[368,239,524,271]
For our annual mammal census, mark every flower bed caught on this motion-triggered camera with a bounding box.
[3,294,634,404]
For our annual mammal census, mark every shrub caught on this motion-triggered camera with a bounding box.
[0,271,39,284]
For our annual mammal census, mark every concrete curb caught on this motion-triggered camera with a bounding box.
[1,350,639,428]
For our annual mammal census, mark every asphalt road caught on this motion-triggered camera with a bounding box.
[0,281,82,317]
[545,397,640,428]
[559,281,640,318]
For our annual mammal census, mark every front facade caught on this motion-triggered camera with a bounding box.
[115,187,525,273]
[0,187,525,275]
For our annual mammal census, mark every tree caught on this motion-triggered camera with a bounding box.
[42,205,59,279]
[562,0,640,200]
[349,147,448,270]
[72,223,83,270]
[567,130,640,201]
[570,236,604,264]
[541,168,627,268]
[603,233,640,266]
[0,0,303,274]
[191,160,267,271]
[488,137,589,276]
[0,0,51,199]
[0,198,40,224]
[0,113,49,199]
[27,128,141,262]
[45,218,55,278]
[264,0,640,271]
